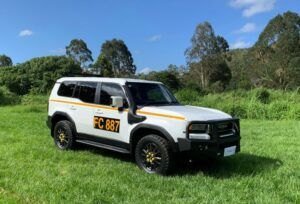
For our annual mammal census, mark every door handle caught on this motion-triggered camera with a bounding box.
[95,109,103,114]
[70,105,77,110]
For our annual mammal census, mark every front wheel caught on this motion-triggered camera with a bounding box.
[135,135,173,175]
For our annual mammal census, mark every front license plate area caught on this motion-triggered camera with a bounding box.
[224,146,236,157]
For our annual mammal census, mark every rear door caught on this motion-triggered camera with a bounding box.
[71,81,99,135]
[92,82,129,143]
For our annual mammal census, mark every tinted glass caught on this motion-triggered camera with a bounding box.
[127,83,178,106]
[57,81,76,97]
[76,82,97,103]
[100,83,127,106]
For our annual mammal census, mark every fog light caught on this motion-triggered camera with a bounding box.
[189,133,210,140]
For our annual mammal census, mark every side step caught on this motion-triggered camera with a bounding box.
[76,140,130,154]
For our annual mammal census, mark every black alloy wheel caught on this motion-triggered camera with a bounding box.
[135,135,173,175]
[53,120,75,150]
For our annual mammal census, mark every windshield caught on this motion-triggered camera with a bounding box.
[126,82,179,106]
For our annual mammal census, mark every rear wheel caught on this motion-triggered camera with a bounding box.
[135,135,173,175]
[53,120,76,150]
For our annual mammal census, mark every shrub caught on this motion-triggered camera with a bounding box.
[21,94,49,105]
[177,88,299,120]
[0,86,20,105]
[175,88,200,103]
[254,88,271,104]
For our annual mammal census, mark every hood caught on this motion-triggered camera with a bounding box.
[139,105,232,121]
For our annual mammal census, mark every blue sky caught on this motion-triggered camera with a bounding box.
[0,0,299,73]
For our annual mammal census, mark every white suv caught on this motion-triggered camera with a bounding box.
[47,77,240,175]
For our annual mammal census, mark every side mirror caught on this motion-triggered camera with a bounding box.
[111,96,123,108]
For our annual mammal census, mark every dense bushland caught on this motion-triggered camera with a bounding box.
[0,56,81,95]
[176,88,300,120]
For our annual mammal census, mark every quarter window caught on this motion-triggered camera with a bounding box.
[57,81,76,97]
[100,83,127,107]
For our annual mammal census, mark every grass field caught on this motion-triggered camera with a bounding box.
[0,104,299,203]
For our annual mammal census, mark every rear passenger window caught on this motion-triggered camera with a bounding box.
[57,81,76,97]
[75,82,97,103]
[100,83,127,106]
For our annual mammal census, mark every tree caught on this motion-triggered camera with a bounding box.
[66,39,93,71]
[185,22,219,63]
[216,36,229,53]
[0,55,13,67]
[0,56,81,95]
[189,55,231,92]
[226,49,253,90]
[185,22,231,91]
[146,70,181,91]
[93,53,114,77]
[253,11,300,89]
[99,39,136,77]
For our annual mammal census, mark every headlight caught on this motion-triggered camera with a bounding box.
[188,123,210,140]
[188,124,209,133]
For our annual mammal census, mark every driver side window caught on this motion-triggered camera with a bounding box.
[99,83,128,107]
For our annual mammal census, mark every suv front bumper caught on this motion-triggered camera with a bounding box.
[177,118,241,157]
[177,136,240,157]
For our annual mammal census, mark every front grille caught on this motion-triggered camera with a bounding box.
[187,118,240,140]
[215,121,235,138]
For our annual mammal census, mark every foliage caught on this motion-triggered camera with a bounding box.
[254,88,270,104]
[93,53,114,77]
[21,94,49,105]
[185,22,231,91]
[0,56,81,95]
[0,55,12,67]
[189,55,231,92]
[226,49,253,90]
[137,64,185,91]
[98,39,136,77]
[251,11,300,89]
[175,88,300,120]
[0,86,19,105]
[66,39,93,70]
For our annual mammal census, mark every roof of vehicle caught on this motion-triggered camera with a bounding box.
[57,77,162,85]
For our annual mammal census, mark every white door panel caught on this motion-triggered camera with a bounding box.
[92,107,128,143]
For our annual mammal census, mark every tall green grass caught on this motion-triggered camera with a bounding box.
[175,88,300,120]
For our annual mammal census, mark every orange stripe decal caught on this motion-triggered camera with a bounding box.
[137,110,185,120]
[50,99,185,120]
[50,99,121,111]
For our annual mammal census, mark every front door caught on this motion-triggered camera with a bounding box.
[92,82,129,143]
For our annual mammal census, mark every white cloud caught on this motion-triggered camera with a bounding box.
[49,48,65,54]
[231,39,252,49]
[139,67,153,74]
[147,35,162,42]
[234,23,256,33]
[229,0,275,17]
[19,29,34,37]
